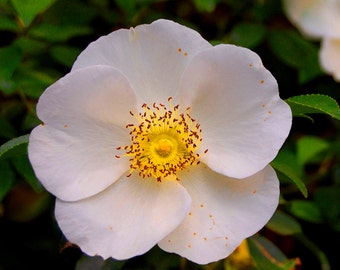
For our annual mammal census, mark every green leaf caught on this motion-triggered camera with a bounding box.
[43,0,97,25]
[0,134,29,160]
[0,116,17,139]
[248,235,298,270]
[314,187,340,232]
[0,16,20,32]
[30,24,92,42]
[268,30,322,83]
[115,0,137,17]
[271,149,307,198]
[0,160,15,201]
[193,0,217,12]
[0,46,22,79]
[0,45,22,94]
[229,22,266,48]
[286,94,340,120]
[11,155,43,192]
[266,210,302,235]
[10,0,56,27]
[296,136,330,166]
[22,111,41,132]
[14,67,57,98]
[13,37,48,55]
[288,200,323,223]
[50,45,82,67]
[0,79,16,95]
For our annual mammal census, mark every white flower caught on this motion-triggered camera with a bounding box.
[320,38,340,81]
[28,19,292,264]
[284,0,340,81]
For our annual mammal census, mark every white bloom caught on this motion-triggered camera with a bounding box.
[284,0,340,81]
[320,38,340,81]
[28,19,292,264]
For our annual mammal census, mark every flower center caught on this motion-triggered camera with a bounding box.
[116,97,204,182]
[155,138,173,157]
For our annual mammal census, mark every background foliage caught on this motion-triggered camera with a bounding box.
[0,0,339,269]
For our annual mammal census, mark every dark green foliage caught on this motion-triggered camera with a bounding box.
[0,0,339,269]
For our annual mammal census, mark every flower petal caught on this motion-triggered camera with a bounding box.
[71,19,212,105]
[158,165,279,265]
[320,38,340,82]
[180,45,292,178]
[284,0,340,39]
[28,66,137,201]
[55,175,191,260]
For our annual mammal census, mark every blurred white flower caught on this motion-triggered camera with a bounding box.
[28,19,291,264]
[320,38,340,81]
[284,0,340,81]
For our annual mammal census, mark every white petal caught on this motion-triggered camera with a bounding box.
[55,175,191,260]
[158,165,279,265]
[284,0,340,39]
[320,38,340,82]
[71,19,212,105]
[28,66,137,201]
[180,45,292,179]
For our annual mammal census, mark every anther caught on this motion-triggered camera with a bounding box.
[116,98,203,181]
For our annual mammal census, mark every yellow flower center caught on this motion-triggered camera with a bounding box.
[116,97,204,182]
[154,138,173,157]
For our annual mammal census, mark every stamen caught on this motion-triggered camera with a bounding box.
[116,97,205,181]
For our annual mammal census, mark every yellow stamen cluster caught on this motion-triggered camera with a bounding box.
[116,97,203,182]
